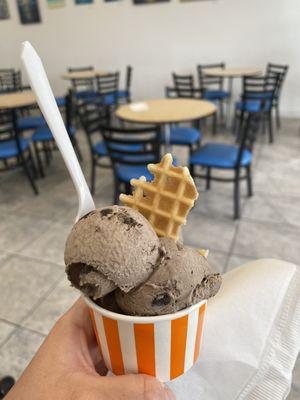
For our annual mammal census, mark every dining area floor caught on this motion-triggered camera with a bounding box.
[0,117,299,398]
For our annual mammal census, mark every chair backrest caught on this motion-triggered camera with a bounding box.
[235,114,258,169]
[100,123,160,168]
[126,65,133,92]
[266,63,289,100]
[242,74,279,111]
[67,66,95,92]
[0,109,23,158]
[0,69,22,93]
[96,72,120,95]
[172,73,196,98]
[197,63,225,91]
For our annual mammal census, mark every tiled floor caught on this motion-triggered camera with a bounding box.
[0,117,299,398]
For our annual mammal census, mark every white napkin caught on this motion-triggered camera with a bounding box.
[129,102,149,112]
[169,259,300,400]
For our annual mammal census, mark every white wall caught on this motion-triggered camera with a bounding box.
[0,0,299,116]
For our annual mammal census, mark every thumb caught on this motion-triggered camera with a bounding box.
[93,374,176,400]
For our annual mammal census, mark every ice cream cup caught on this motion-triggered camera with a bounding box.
[84,295,207,382]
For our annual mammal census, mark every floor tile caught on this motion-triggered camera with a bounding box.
[242,194,286,225]
[182,211,238,253]
[0,320,16,346]
[225,254,256,273]
[232,220,300,265]
[20,222,73,266]
[23,276,79,336]
[0,327,45,379]
[206,250,228,274]
[0,255,63,324]
[0,214,52,253]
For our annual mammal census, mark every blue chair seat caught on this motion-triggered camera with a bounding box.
[18,115,46,131]
[117,90,129,99]
[235,100,271,113]
[116,164,153,183]
[93,141,107,157]
[76,90,98,100]
[56,97,65,107]
[0,138,30,159]
[32,126,75,142]
[190,143,252,169]
[161,127,201,146]
[92,141,145,157]
[203,90,230,101]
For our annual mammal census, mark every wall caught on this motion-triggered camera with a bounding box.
[0,0,299,116]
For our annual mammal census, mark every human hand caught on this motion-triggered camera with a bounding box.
[7,298,175,400]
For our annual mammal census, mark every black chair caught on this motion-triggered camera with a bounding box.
[31,91,82,177]
[234,74,279,143]
[78,101,111,194]
[96,72,120,110]
[189,114,258,219]
[117,65,132,103]
[0,69,22,93]
[167,73,201,99]
[266,63,289,129]
[0,109,38,194]
[100,123,160,203]
[67,65,98,103]
[197,63,230,124]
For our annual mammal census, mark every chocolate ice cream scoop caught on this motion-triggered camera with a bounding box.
[115,237,221,316]
[65,206,161,300]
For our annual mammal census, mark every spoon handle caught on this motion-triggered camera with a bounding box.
[21,41,95,221]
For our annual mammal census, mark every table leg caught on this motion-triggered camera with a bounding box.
[226,77,233,128]
[164,123,171,154]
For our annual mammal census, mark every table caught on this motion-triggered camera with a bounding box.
[203,67,262,126]
[62,71,110,80]
[0,90,36,110]
[116,98,216,151]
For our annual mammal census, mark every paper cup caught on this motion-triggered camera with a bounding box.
[85,296,207,382]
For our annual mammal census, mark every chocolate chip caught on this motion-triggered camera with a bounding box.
[100,208,114,217]
[117,211,142,229]
[152,293,171,307]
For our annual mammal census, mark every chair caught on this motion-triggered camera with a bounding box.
[197,63,230,125]
[169,73,201,99]
[234,74,279,143]
[67,66,97,101]
[164,87,202,154]
[189,114,258,219]
[31,91,82,177]
[96,72,120,108]
[266,63,289,129]
[77,101,111,194]
[117,65,132,103]
[0,110,38,194]
[100,123,160,204]
[0,69,22,93]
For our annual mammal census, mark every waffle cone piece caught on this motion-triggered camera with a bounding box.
[119,153,198,241]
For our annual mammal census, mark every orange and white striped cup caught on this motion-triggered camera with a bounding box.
[85,296,207,382]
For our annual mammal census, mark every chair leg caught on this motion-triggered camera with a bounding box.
[220,100,225,125]
[90,160,96,195]
[275,104,281,129]
[21,152,39,195]
[212,113,217,135]
[268,112,274,143]
[246,165,253,197]
[233,170,240,219]
[125,182,131,195]
[114,179,121,204]
[189,163,195,177]
[28,148,38,179]
[33,142,45,178]
[206,167,211,190]
[71,137,83,162]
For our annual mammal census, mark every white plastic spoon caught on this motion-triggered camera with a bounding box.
[21,41,95,221]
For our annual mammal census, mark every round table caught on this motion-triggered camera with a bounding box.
[116,98,216,151]
[0,90,36,110]
[62,70,110,80]
[203,67,262,126]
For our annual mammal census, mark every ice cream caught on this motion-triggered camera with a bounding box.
[115,237,221,316]
[65,206,161,300]
[64,154,222,317]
